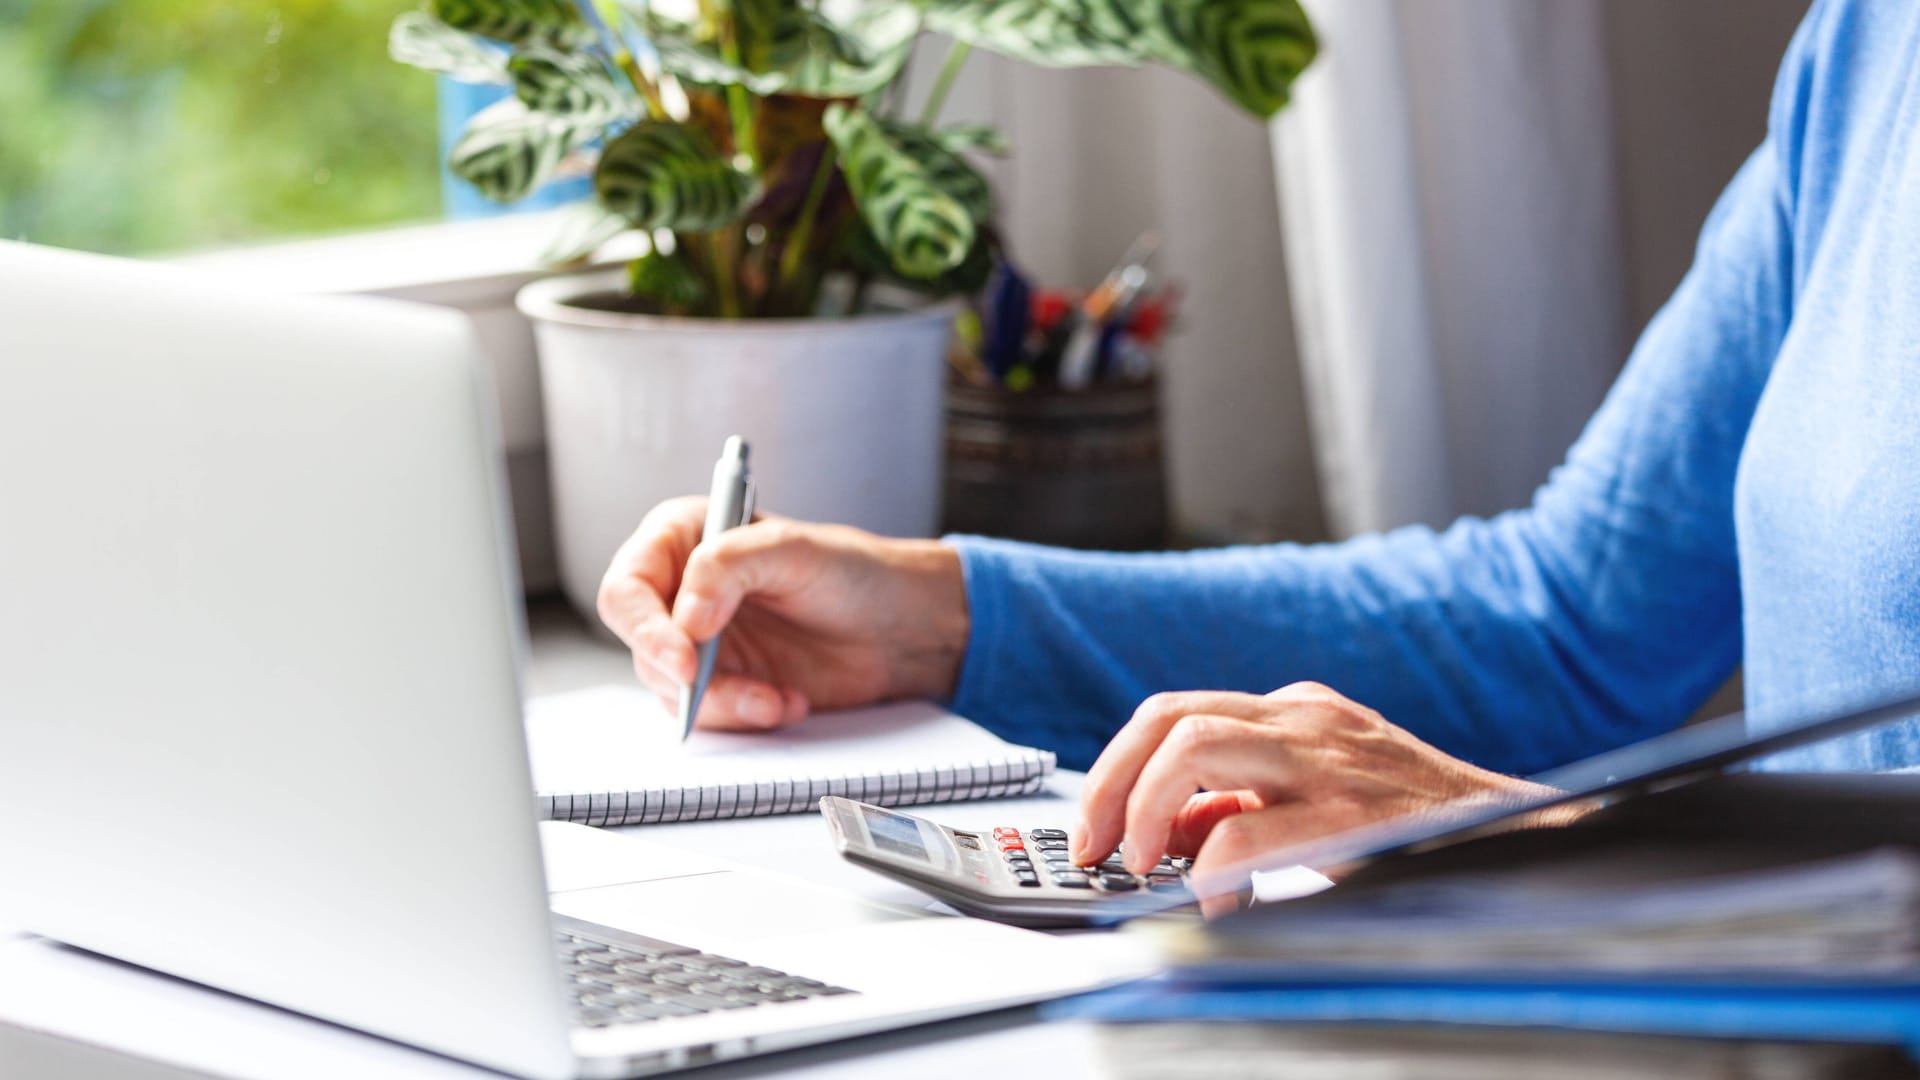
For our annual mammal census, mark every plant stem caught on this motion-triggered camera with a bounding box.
[779,143,838,294]
[919,40,972,127]
[617,50,669,119]
[716,4,759,170]
[709,231,741,318]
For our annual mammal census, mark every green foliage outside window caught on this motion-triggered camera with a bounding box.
[0,0,441,256]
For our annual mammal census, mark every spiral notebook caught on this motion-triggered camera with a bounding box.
[524,685,1058,826]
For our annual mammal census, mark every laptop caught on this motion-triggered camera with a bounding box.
[0,241,1141,1078]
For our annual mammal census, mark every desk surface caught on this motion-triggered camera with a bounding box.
[0,602,1111,1080]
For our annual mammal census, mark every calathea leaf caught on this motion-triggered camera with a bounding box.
[1146,0,1317,116]
[627,249,708,311]
[509,46,631,116]
[783,4,918,98]
[824,104,976,281]
[540,199,633,265]
[449,98,605,203]
[932,123,1010,157]
[916,0,1316,118]
[916,0,1138,68]
[594,121,756,232]
[431,0,592,47]
[879,120,993,224]
[389,11,509,83]
[632,3,911,99]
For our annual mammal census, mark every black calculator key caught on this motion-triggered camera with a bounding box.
[1031,838,1069,851]
[1097,858,1130,875]
[1147,874,1185,891]
[1027,828,1069,840]
[1094,873,1140,892]
[1039,850,1073,864]
[1052,875,1093,889]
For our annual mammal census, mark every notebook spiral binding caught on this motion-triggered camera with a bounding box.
[536,754,1057,828]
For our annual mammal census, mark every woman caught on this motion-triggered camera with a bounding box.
[597,0,1920,884]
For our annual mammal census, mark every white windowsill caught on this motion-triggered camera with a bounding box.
[168,211,610,306]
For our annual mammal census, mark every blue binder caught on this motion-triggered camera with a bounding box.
[1046,979,1920,1052]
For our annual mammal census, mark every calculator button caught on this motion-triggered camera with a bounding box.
[997,838,1025,852]
[1094,873,1140,892]
[1051,868,1089,883]
[1097,858,1130,875]
[1147,874,1186,891]
[1051,875,1093,889]
[992,827,1021,840]
[1014,870,1040,885]
[1031,838,1069,852]
[1027,828,1069,840]
[1039,850,1073,864]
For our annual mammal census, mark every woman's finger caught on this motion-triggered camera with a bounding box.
[688,672,809,731]
[1121,714,1300,873]
[598,498,706,671]
[1073,691,1279,865]
[1166,790,1266,857]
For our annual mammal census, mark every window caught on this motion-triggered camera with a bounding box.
[1,0,448,256]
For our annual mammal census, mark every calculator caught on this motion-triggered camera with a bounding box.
[819,796,1195,929]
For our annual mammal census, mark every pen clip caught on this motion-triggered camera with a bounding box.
[737,477,757,528]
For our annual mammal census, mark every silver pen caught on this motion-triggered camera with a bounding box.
[677,436,755,739]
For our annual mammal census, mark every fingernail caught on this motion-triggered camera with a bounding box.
[740,686,780,727]
[675,592,715,635]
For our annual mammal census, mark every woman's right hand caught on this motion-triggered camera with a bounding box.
[596,497,972,732]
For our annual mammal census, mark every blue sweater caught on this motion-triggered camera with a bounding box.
[949,0,1920,776]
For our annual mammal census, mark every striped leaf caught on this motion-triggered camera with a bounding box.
[635,4,911,98]
[626,249,707,312]
[540,200,633,265]
[824,104,976,281]
[919,0,1317,118]
[594,122,755,232]
[449,98,604,203]
[932,123,1010,158]
[389,11,508,84]
[509,46,630,116]
[431,0,591,47]
[880,120,993,224]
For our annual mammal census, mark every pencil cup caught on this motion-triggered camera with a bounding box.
[943,379,1169,550]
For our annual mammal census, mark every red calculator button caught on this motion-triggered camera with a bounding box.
[992,827,1021,840]
[997,837,1026,851]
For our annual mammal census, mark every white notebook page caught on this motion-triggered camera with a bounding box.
[524,684,1050,797]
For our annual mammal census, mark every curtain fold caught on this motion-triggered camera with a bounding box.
[1273,0,1629,537]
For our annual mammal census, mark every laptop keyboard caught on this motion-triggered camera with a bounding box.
[557,922,856,1028]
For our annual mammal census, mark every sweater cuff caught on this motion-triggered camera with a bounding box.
[943,534,1032,726]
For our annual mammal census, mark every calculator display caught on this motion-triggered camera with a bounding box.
[860,805,931,862]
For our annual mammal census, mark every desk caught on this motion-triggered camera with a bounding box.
[0,603,1109,1080]
[12,605,1897,1079]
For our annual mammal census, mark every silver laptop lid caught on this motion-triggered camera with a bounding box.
[0,241,575,1080]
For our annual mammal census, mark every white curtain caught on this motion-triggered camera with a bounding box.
[1272,0,1629,537]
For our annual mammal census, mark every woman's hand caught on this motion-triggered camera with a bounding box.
[596,497,970,732]
[1071,682,1555,888]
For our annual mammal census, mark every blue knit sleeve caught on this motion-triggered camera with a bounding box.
[947,13,1819,775]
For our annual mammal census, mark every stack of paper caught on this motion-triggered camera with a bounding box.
[1179,844,1920,980]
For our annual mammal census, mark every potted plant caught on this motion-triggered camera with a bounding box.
[390,0,1315,619]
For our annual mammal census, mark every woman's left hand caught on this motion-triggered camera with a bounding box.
[1070,682,1555,896]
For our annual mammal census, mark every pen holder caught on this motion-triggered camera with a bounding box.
[943,378,1169,550]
